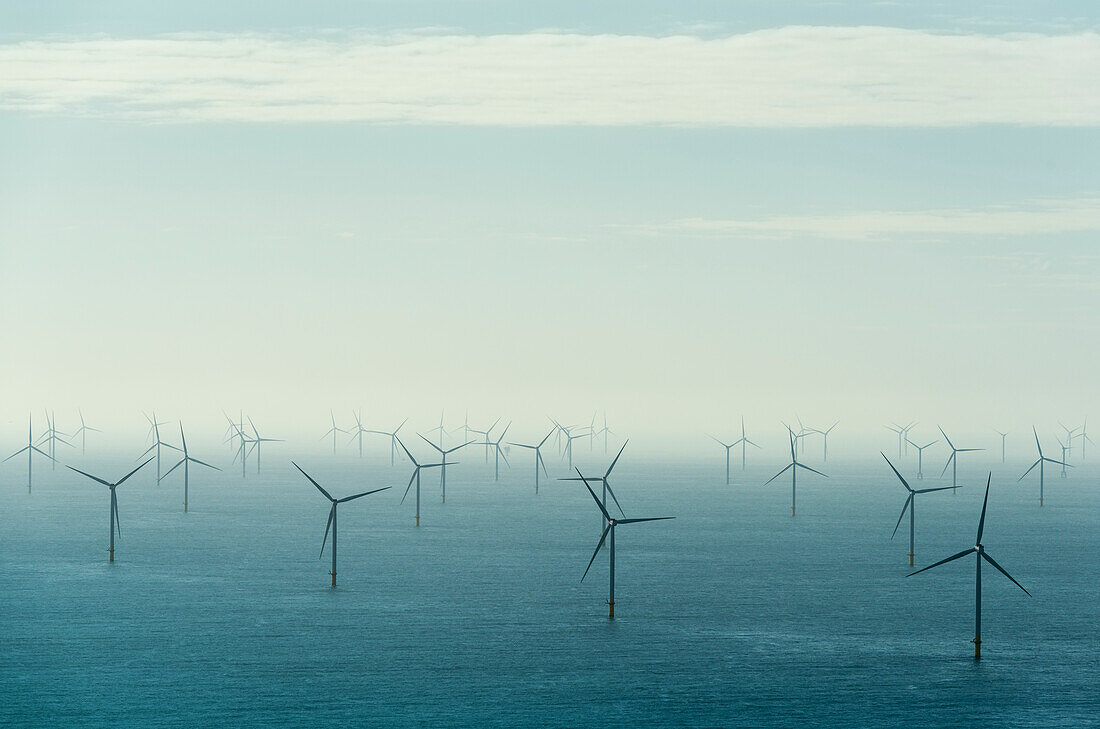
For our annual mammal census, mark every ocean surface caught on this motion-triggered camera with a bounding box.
[2,443,1098,728]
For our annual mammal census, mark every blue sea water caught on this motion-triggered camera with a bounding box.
[2,446,1098,728]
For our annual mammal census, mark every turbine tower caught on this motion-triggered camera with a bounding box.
[576,469,674,618]
[71,410,101,456]
[992,429,1007,464]
[320,411,347,455]
[1018,426,1069,506]
[137,413,180,484]
[908,475,1031,659]
[883,453,953,566]
[366,418,409,466]
[763,428,828,516]
[162,422,221,512]
[905,437,937,480]
[733,417,760,470]
[419,435,472,503]
[3,415,55,492]
[507,429,554,493]
[67,459,153,562]
[294,462,390,587]
[709,435,737,484]
[396,437,444,526]
[938,426,982,492]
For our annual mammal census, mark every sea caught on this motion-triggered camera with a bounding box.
[2,441,1098,728]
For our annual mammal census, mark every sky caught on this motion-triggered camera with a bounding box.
[0,2,1098,447]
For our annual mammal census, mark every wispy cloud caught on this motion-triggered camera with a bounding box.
[2,27,1100,126]
[621,197,1100,240]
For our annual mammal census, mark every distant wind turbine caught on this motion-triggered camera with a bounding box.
[71,410,101,456]
[419,435,472,503]
[938,426,982,493]
[162,422,221,512]
[908,475,1031,659]
[882,453,954,566]
[423,411,447,448]
[137,413,180,484]
[348,410,370,458]
[294,462,390,587]
[813,421,839,462]
[395,437,444,526]
[1077,417,1092,459]
[1018,426,1069,506]
[905,437,937,480]
[3,415,55,492]
[246,417,282,473]
[320,411,348,455]
[708,435,737,485]
[482,422,511,481]
[67,459,153,562]
[734,417,760,470]
[763,428,827,516]
[576,469,674,618]
[36,410,73,469]
[366,418,409,466]
[507,429,554,493]
[992,429,1008,463]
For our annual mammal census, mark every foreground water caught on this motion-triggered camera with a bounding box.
[2,447,1098,728]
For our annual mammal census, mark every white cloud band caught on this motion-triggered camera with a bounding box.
[1,27,1099,126]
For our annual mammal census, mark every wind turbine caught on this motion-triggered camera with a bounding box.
[814,421,839,462]
[294,462,390,587]
[137,414,180,484]
[507,429,554,493]
[708,435,737,484]
[367,418,409,466]
[763,428,827,516]
[36,410,72,469]
[908,475,1031,659]
[3,415,55,492]
[885,421,917,458]
[1019,426,1069,506]
[576,469,674,618]
[1057,438,1070,478]
[559,441,629,532]
[348,410,370,458]
[395,437,444,526]
[906,437,937,480]
[733,417,760,470]
[1058,422,1078,459]
[71,409,101,456]
[482,422,511,481]
[992,429,1008,463]
[246,417,282,473]
[67,459,153,562]
[230,422,253,477]
[423,411,447,448]
[468,417,500,463]
[419,435,472,503]
[882,453,954,566]
[162,422,221,512]
[1077,417,1092,459]
[593,412,612,453]
[320,411,347,455]
[560,428,588,470]
[938,426,982,493]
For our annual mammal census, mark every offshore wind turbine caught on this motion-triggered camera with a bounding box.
[1057,438,1070,477]
[162,422,220,512]
[559,441,629,532]
[938,426,982,493]
[560,429,588,470]
[1058,422,1078,459]
[67,459,153,563]
[908,475,1031,659]
[320,411,347,455]
[468,417,500,463]
[576,469,674,618]
[396,437,444,526]
[36,410,73,469]
[814,421,839,462]
[348,411,370,458]
[709,435,737,484]
[137,414,180,484]
[482,422,511,481]
[294,462,390,587]
[419,435,472,503]
[507,429,554,493]
[885,421,917,459]
[906,437,937,480]
[366,418,409,466]
[733,417,760,470]
[883,454,954,566]
[763,428,828,516]
[71,410,101,456]
[593,412,612,453]
[1019,426,1069,506]
[423,411,447,448]
[992,429,1008,463]
[3,415,55,492]
[1077,417,1092,459]
[246,417,282,474]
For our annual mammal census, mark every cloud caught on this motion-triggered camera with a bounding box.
[621,197,1100,240]
[1,27,1100,126]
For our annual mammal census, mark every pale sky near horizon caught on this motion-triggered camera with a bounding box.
[1,1,1097,446]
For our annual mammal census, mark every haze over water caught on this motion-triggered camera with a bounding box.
[3,449,1097,728]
